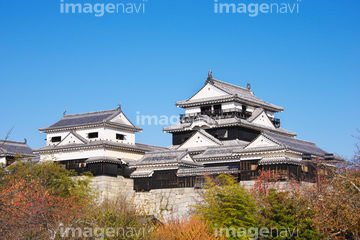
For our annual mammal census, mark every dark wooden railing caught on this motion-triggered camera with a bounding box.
[180,108,252,123]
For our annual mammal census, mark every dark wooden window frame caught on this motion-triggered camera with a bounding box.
[51,136,61,142]
[88,132,98,138]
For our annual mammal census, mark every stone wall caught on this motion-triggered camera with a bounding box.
[91,175,135,199]
[90,176,316,220]
[90,176,204,219]
[133,188,204,220]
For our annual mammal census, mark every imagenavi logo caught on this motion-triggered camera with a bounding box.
[214,0,301,17]
[60,0,147,17]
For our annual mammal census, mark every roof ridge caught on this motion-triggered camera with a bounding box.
[0,140,28,145]
[145,149,187,155]
[212,79,250,92]
[63,108,119,118]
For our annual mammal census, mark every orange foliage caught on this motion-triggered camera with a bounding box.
[0,175,88,239]
[152,216,227,240]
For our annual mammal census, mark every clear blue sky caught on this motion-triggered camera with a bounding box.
[0,0,359,159]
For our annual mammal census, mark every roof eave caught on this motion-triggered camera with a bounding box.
[176,97,283,112]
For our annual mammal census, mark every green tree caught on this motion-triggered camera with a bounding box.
[194,174,258,239]
[259,188,323,240]
[3,156,92,198]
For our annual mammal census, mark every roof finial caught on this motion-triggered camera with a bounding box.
[63,110,66,116]
[206,70,214,84]
[118,103,121,110]
[24,138,27,144]
[247,82,251,90]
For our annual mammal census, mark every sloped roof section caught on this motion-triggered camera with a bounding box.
[129,150,201,167]
[34,140,166,154]
[263,131,328,156]
[39,108,142,132]
[163,115,297,137]
[0,140,35,156]
[176,79,283,112]
[177,166,240,177]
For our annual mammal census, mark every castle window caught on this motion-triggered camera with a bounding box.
[201,106,211,114]
[88,132,98,138]
[242,105,247,112]
[213,104,221,113]
[116,134,125,140]
[51,136,61,142]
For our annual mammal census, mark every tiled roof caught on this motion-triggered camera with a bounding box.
[176,79,283,112]
[34,140,166,154]
[39,108,142,132]
[193,146,243,160]
[129,150,202,167]
[130,170,154,178]
[177,166,240,177]
[259,156,304,166]
[0,140,35,156]
[163,115,296,137]
[85,156,123,164]
[263,131,328,156]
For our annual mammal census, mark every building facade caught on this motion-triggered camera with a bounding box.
[130,71,340,191]
[34,106,165,178]
[0,139,36,166]
[34,72,341,195]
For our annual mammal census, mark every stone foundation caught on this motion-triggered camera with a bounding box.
[90,176,204,219]
[133,188,204,220]
[90,175,135,199]
[90,176,315,220]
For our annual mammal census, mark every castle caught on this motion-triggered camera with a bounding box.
[32,72,340,188]
[8,72,341,217]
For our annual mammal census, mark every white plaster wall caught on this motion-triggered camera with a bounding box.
[41,148,144,162]
[76,127,135,144]
[103,149,144,162]
[46,127,135,146]
[190,83,228,100]
[247,106,255,112]
[46,131,71,146]
[185,106,201,115]
[41,148,105,161]
[252,113,275,129]
[0,157,5,165]
[266,111,274,118]
[179,132,220,149]
[222,102,242,110]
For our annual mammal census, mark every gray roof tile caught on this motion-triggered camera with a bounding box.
[177,166,240,177]
[130,150,201,167]
[34,140,165,153]
[163,115,296,137]
[263,131,328,156]
[176,79,283,112]
[0,140,35,156]
[39,108,142,132]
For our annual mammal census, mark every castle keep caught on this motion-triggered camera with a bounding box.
[34,72,340,196]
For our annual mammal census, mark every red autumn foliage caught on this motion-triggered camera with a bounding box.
[0,175,88,239]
